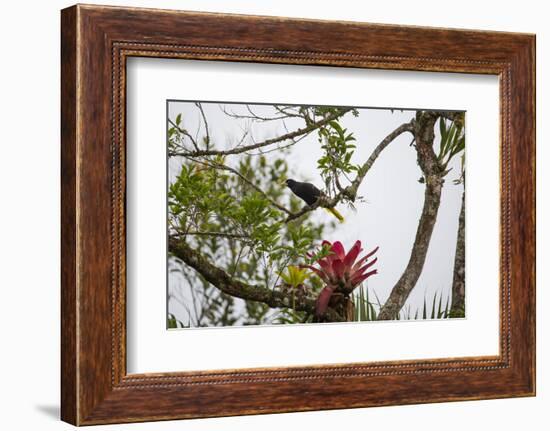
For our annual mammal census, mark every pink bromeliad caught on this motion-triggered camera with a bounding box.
[303,240,378,318]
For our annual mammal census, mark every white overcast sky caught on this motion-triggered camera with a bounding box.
[168,101,464,323]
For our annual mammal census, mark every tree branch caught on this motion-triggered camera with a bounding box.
[171,108,352,157]
[169,238,345,322]
[195,102,211,150]
[284,120,415,223]
[174,231,249,240]
[284,193,338,223]
[348,121,415,198]
[377,112,445,320]
[174,110,415,227]
[168,119,199,151]
[221,104,299,122]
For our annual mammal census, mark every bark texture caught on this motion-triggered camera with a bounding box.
[377,112,445,320]
[169,238,345,322]
[450,190,466,317]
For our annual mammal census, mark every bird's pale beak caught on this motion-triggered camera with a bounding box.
[278,178,287,186]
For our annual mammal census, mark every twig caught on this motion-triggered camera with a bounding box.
[168,119,199,151]
[171,108,352,157]
[195,102,211,150]
[220,104,291,122]
[348,121,415,197]
[174,231,250,240]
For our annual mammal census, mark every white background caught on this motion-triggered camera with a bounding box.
[0,0,546,430]
[127,59,499,373]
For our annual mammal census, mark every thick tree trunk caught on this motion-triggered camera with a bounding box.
[377,112,444,320]
[450,190,466,317]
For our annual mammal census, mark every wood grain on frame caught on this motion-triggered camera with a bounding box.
[61,4,535,425]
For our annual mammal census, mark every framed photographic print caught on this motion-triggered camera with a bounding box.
[61,4,536,425]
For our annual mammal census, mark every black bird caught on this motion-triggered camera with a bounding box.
[285,179,344,222]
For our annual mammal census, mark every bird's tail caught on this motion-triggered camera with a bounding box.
[324,207,344,223]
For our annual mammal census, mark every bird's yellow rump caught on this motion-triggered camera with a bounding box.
[324,207,345,223]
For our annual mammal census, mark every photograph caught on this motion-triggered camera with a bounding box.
[166,101,466,328]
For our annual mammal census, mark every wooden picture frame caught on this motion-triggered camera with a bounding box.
[61,4,536,425]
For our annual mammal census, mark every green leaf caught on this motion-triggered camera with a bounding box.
[439,117,446,141]
[328,120,344,135]
[422,296,427,320]
[430,291,438,319]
